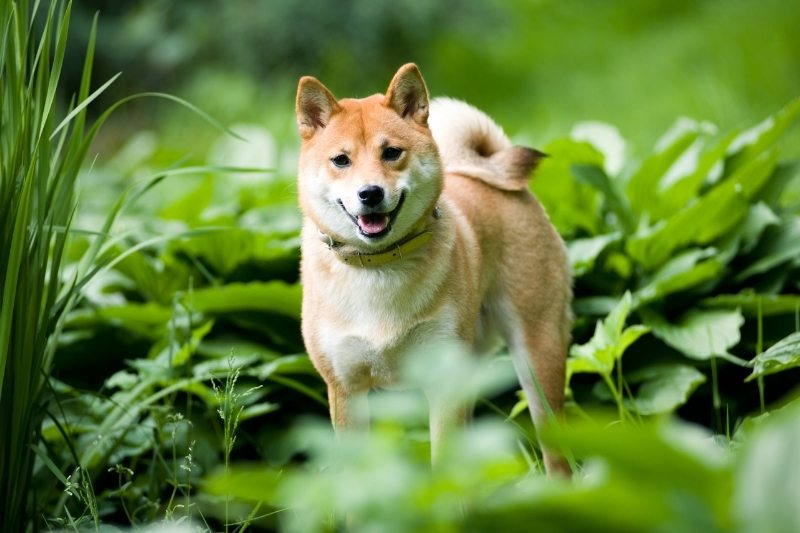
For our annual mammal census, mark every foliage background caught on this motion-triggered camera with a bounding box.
[16,0,800,531]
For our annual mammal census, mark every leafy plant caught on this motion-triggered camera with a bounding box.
[0,1,122,530]
[533,97,800,424]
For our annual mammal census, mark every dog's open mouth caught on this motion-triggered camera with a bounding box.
[338,193,405,239]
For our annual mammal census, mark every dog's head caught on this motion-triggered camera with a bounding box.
[295,64,442,249]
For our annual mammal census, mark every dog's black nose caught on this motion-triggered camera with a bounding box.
[358,185,384,207]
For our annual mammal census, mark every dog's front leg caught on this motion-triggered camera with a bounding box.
[328,382,369,431]
[426,390,471,464]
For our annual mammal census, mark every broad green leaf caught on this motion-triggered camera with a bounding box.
[113,248,192,305]
[531,139,604,236]
[572,165,634,231]
[737,202,780,254]
[626,364,707,415]
[756,160,800,208]
[735,217,800,282]
[573,296,620,317]
[189,281,301,318]
[569,292,649,376]
[197,336,281,360]
[567,232,621,276]
[174,227,256,275]
[634,249,723,306]
[625,119,703,219]
[702,293,800,317]
[650,131,738,220]
[626,151,777,270]
[727,96,800,173]
[746,332,800,381]
[735,399,800,533]
[642,308,744,360]
[252,354,318,378]
[570,120,626,175]
[97,302,173,329]
[173,220,299,275]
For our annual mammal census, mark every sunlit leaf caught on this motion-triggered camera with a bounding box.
[626,151,777,270]
[727,96,800,173]
[746,332,800,381]
[569,292,649,376]
[625,118,704,220]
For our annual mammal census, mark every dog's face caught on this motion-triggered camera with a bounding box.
[295,64,442,249]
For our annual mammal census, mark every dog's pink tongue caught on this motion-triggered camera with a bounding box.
[358,214,389,235]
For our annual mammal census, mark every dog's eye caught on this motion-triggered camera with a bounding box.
[331,154,351,168]
[382,147,403,162]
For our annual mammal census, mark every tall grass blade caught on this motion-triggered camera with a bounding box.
[0,1,117,529]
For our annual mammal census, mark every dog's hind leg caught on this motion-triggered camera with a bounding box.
[500,299,571,476]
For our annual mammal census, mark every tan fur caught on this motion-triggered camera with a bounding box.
[295,64,572,475]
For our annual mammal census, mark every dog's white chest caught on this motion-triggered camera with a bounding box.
[314,269,458,390]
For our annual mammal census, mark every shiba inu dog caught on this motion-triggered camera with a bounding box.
[295,63,572,475]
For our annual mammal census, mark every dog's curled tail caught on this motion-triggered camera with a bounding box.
[428,97,543,191]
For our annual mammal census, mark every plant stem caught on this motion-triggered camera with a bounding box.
[710,356,721,432]
[757,298,765,414]
[601,372,626,422]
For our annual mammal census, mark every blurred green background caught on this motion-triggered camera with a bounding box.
[69,0,800,161]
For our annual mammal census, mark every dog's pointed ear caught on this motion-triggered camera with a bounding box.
[384,63,429,126]
[296,76,340,139]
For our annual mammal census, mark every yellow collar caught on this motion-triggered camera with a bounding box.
[332,231,432,267]
[318,207,438,268]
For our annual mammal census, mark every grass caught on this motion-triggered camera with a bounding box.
[0,2,113,530]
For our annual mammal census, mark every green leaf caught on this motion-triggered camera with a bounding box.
[572,165,634,231]
[746,332,800,381]
[702,293,800,317]
[735,217,800,282]
[650,131,737,220]
[727,96,800,174]
[567,232,621,276]
[627,364,707,415]
[625,119,703,220]
[149,320,214,367]
[188,281,301,318]
[197,336,281,360]
[539,417,732,525]
[735,399,800,533]
[634,248,723,306]
[642,308,744,360]
[569,292,649,376]
[530,139,604,236]
[97,302,173,329]
[175,227,256,275]
[737,202,781,254]
[626,151,777,270]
